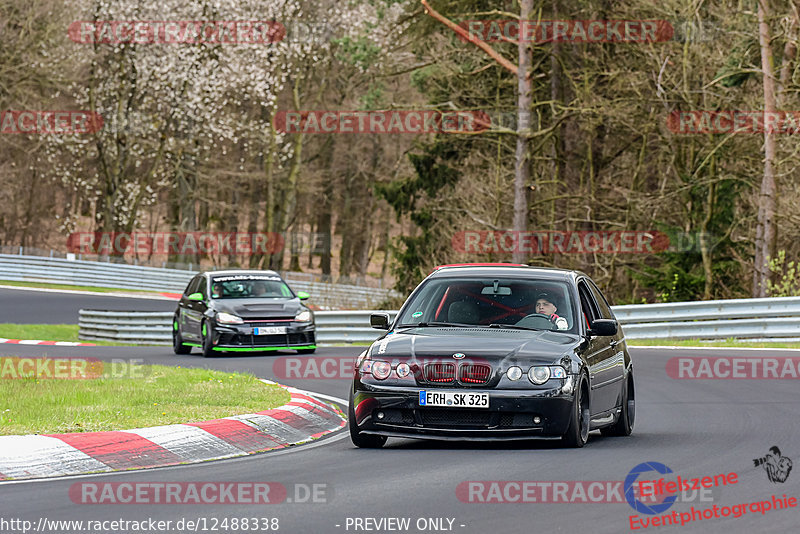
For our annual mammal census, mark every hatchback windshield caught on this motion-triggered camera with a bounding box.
[396,277,577,332]
[210,274,293,299]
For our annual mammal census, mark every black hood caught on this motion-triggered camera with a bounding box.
[212,298,304,319]
[371,328,580,365]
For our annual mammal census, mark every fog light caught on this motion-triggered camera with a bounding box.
[533,416,541,424]
[506,366,523,381]
[377,411,385,420]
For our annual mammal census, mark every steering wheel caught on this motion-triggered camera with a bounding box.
[515,313,557,329]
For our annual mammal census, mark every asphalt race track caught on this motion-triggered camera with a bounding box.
[0,288,176,324]
[0,290,798,533]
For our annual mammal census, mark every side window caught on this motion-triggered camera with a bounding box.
[588,281,614,320]
[577,281,601,325]
[198,276,208,298]
[184,276,200,296]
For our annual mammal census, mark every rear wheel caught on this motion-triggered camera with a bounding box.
[562,374,590,448]
[172,318,191,355]
[348,395,386,448]
[601,375,634,437]
[201,320,215,358]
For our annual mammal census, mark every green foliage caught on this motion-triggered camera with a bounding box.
[767,250,800,297]
[714,39,758,88]
[333,36,382,70]
[376,140,461,294]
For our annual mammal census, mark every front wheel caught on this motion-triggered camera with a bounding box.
[601,375,634,437]
[348,395,386,448]
[172,318,191,355]
[562,374,590,448]
[201,320,215,358]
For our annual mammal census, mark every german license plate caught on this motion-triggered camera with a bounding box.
[419,391,489,408]
[253,326,286,335]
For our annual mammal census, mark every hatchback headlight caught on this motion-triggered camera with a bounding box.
[295,309,312,322]
[528,366,551,384]
[217,312,243,324]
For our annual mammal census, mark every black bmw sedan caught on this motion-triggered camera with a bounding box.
[172,270,316,357]
[349,264,634,448]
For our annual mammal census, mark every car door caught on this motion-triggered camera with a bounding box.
[577,279,617,415]
[587,279,626,408]
[180,275,204,340]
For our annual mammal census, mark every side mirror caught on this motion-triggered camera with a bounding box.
[590,319,618,337]
[370,313,391,330]
[188,292,204,302]
[296,291,310,300]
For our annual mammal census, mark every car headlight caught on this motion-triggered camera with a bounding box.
[506,366,523,381]
[396,363,411,378]
[372,361,391,380]
[528,366,551,384]
[295,309,312,322]
[216,312,243,324]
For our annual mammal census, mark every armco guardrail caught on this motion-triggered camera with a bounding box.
[0,254,397,309]
[79,297,800,345]
[78,310,400,345]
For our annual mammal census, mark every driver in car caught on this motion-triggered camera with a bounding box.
[536,292,569,330]
[251,281,269,297]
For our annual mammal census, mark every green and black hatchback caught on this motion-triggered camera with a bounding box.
[173,270,316,357]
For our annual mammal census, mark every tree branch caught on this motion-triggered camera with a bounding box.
[420,0,518,76]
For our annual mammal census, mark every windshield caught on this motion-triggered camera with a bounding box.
[209,274,294,299]
[395,277,577,333]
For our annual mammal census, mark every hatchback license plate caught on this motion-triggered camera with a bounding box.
[419,391,489,408]
[253,326,286,335]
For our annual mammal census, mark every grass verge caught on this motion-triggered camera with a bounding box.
[627,338,800,349]
[0,362,290,435]
[0,280,166,295]
[0,324,141,346]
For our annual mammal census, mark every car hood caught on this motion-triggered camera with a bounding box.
[371,327,581,365]
[212,298,303,319]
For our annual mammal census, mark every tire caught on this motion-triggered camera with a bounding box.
[172,318,191,355]
[601,375,634,437]
[562,374,590,448]
[201,320,215,358]
[296,348,316,354]
[348,394,386,448]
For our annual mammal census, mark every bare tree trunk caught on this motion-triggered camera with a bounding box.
[512,0,533,264]
[754,0,777,297]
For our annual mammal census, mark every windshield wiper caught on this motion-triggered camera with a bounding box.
[487,323,545,331]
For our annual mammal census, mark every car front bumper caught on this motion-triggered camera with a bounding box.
[212,322,316,351]
[351,382,575,440]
